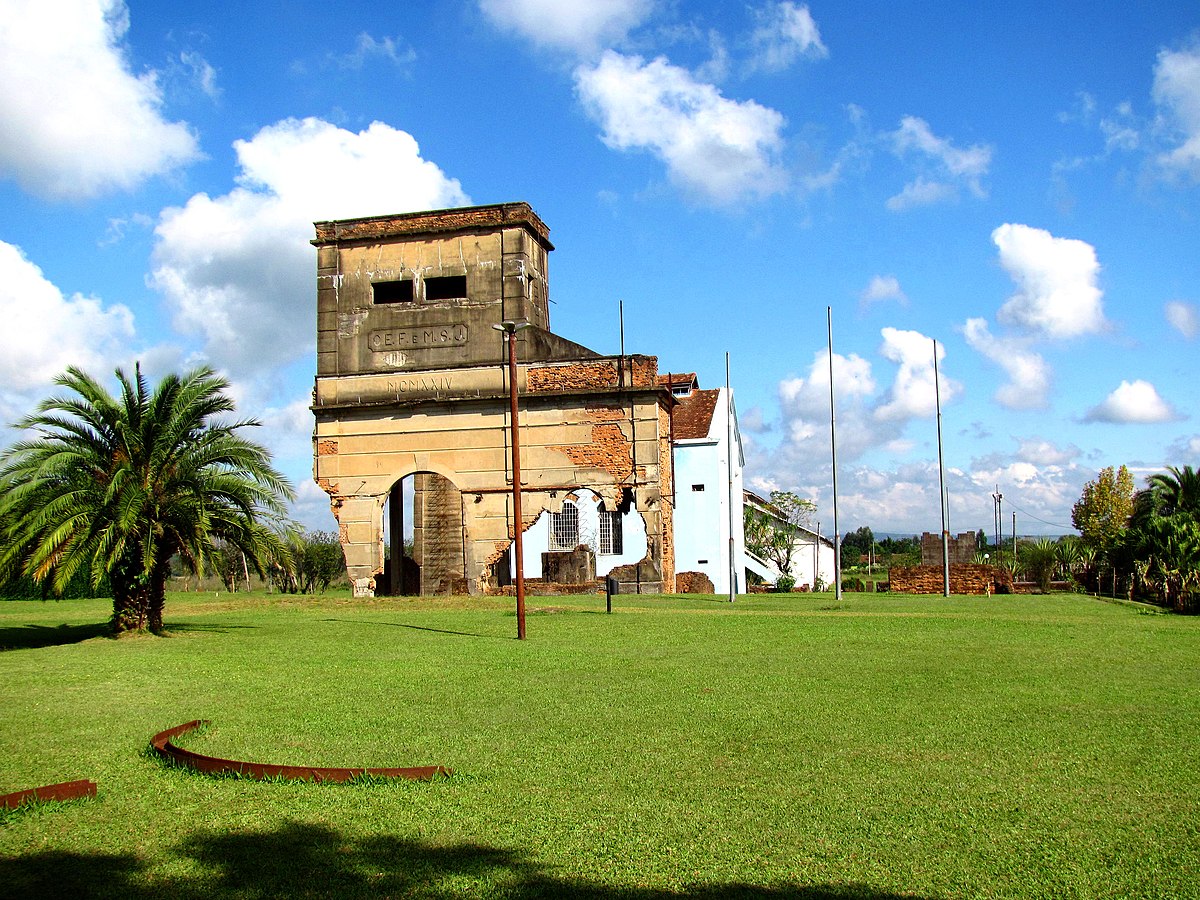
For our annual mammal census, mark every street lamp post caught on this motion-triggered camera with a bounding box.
[493,320,531,640]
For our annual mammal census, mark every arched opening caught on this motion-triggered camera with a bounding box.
[381,471,468,596]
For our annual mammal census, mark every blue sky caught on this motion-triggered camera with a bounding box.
[1,0,1198,539]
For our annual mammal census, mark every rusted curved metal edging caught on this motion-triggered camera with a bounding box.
[150,720,451,783]
[0,779,97,810]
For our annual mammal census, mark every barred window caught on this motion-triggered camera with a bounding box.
[599,510,623,555]
[550,502,579,551]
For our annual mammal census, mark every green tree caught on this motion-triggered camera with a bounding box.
[1126,466,1200,611]
[744,490,816,583]
[295,531,347,593]
[0,365,294,633]
[1054,536,1082,583]
[1019,538,1059,593]
[1071,465,1135,554]
[840,526,875,565]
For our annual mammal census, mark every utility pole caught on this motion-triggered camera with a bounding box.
[493,319,531,640]
[827,307,842,602]
[934,339,949,597]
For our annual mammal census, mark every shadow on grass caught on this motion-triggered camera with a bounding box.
[322,617,499,639]
[0,621,111,652]
[163,623,258,634]
[0,820,937,899]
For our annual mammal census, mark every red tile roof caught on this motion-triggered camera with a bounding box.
[658,371,699,391]
[672,389,720,440]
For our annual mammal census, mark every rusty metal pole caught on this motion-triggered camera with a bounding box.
[495,320,531,640]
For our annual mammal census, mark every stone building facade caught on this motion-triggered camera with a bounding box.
[920,531,978,566]
[311,202,675,596]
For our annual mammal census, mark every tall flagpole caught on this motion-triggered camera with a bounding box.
[726,352,736,603]
[934,338,950,597]
[827,307,842,602]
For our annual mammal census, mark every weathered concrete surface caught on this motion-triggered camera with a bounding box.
[312,203,675,596]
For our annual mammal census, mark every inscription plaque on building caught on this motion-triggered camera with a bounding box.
[369,324,468,352]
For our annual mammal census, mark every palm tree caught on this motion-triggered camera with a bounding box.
[1127,465,1200,611]
[1145,465,1200,517]
[1054,536,1081,584]
[1076,544,1100,595]
[0,365,295,633]
[1020,538,1059,593]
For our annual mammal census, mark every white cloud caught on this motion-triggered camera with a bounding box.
[179,50,220,100]
[962,317,1052,410]
[966,452,1084,534]
[332,33,416,70]
[574,51,788,204]
[771,330,966,479]
[479,0,654,54]
[1100,101,1140,153]
[885,177,957,211]
[1167,434,1200,461]
[777,350,877,457]
[1152,44,1200,179]
[992,223,1107,339]
[1014,438,1081,467]
[886,116,991,210]
[292,478,341,532]
[739,405,768,434]
[149,117,469,376]
[874,327,958,422]
[747,2,828,73]
[1166,300,1199,338]
[0,240,140,419]
[780,350,875,415]
[860,274,907,306]
[892,116,991,179]
[0,0,199,199]
[1084,380,1181,424]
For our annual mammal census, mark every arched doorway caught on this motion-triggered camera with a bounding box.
[381,471,469,596]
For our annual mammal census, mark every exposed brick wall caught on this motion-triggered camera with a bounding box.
[316,440,338,455]
[631,356,658,386]
[676,571,714,593]
[527,357,660,393]
[585,404,626,421]
[552,424,633,481]
[528,362,618,392]
[889,564,1013,595]
[920,532,978,566]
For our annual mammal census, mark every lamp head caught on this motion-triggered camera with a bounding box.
[492,319,532,334]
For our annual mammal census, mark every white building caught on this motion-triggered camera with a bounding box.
[515,372,835,595]
[669,379,745,594]
[742,489,837,590]
[518,487,648,579]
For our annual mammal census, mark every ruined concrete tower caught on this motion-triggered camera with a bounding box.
[311,202,675,596]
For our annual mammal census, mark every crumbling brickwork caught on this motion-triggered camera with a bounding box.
[888,564,1012,595]
[676,571,715,593]
[920,532,978,566]
[552,424,634,481]
[528,362,618,392]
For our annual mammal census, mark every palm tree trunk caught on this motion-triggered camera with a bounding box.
[111,586,139,633]
[148,562,170,634]
[111,578,149,633]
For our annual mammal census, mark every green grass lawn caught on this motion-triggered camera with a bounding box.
[1,590,1197,899]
